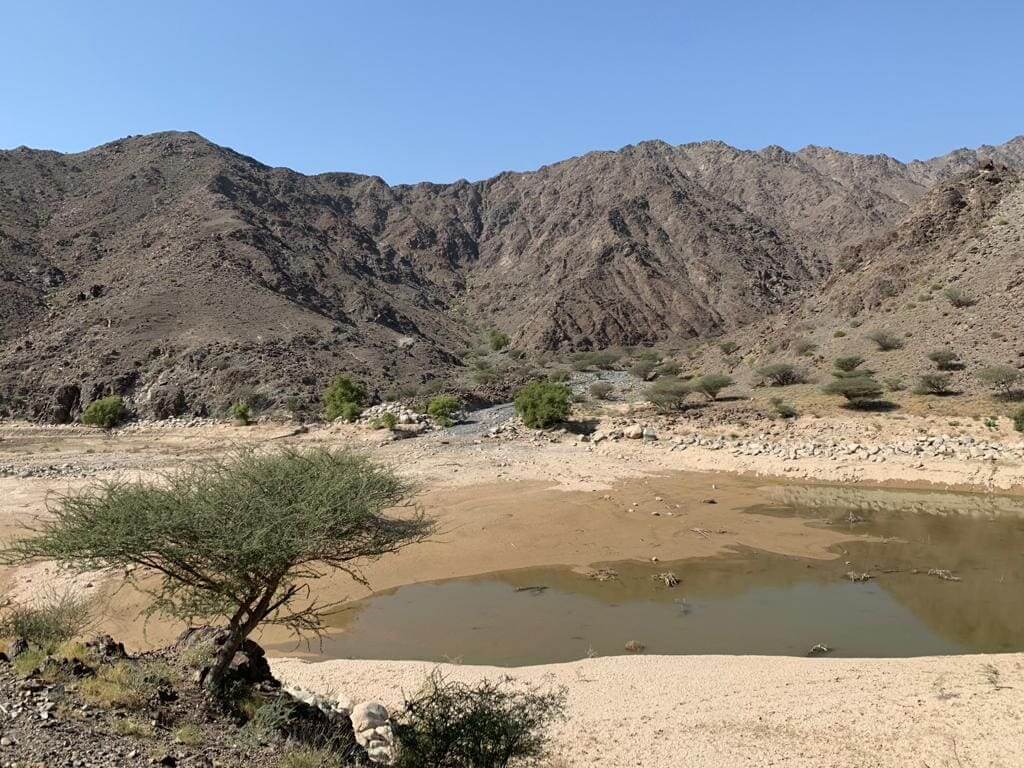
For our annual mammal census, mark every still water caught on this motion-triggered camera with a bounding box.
[300,483,1024,666]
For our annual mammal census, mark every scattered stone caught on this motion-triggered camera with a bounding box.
[926,568,962,582]
[845,571,873,582]
[808,643,833,656]
[653,572,680,587]
[624,640,645,653]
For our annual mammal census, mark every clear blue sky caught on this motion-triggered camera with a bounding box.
[2,1,1022,183]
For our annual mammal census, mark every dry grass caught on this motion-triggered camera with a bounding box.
[80,660,175,710]
[274,747,343,768]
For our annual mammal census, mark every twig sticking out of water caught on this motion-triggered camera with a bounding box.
[845,571,873,582]
[653,572,680,588]
[926,568,962,582]
[515,585,548,594]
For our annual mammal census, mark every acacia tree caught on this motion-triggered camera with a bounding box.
[2,449,433,691]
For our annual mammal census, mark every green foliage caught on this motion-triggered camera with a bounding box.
[546,368,570,382]
[1,449,432,690]
[629,360,656,380]
[833,330,847,338]
[655,360,681,377]
[718,341,739,355]
[274,747,342,768]
[323,376,367,421]
[793,339,817,356]
[427,395,460,427]
[943,285,977,308]
[514,381,571,429]
[1013,407,1024,433]
[866,329,904,351]
[757,363,805,387]
[229,401,252,425]
[569,351,620,371]
[589,381,613,400]
[691,373,734,401]
[834,355,866,373]
[645,377,692,412]
[769,397,798,419]
[487,329,511,352]
[822,375,884,406]
[914,373,953,395]
[392,673,566,768]
[977,366,1023,398]
[80,396,127,429]
[0,590,92,651]
[927,349,961,371]
[370,412,399,430]
[81,659,175,710]
[883,376,907,392]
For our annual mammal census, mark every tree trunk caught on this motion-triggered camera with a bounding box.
[205,585,278,692]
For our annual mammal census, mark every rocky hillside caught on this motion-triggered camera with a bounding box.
[0,131,1021,420]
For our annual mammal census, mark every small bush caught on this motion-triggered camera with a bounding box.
[645,377,691,412]
[834,355,866,373]
[81,396,127,429]
[426,395,460,427]
[914,373,953,395]
[392,673,566,768]
[866,329,904,351]
[630,360,656,380]
[691,373,734,401]
[757,363,805,387]
[977,366,1023,399]
[323,376,367,421]
[174,723,204,746]
[833,330,847,338]
[883,376,907,392]
[927,349,961,371]
[943,285,977,308]
[274,747,340,768]
[81,660,175,710]
[514,381,571,429]
[655,360,681,377]
[1013,407,1024,433]
[718,341,739,355]
[488,330,511,352]
[589,381,613,400]
[0,591,92,651]
[569,350,620,371]
[229,401,251,425]
[770,397,798,419]
[793,339,817,356]
[822,375,885,407]
[547,368,570,382]
[370,412,399,430]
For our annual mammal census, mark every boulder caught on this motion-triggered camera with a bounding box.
[623,423,644,439]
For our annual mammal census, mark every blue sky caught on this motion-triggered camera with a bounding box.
[2,1,1022,183]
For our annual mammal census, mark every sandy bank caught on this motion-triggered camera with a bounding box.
[272,652,1024,768]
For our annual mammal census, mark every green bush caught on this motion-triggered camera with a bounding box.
[569,351,620,371]
[392,673,565,768]
[426,395,460,427]
[769,397,798,419]
[630,360,656,380]
[793,339,817,356]
[0,590,92,652]
[757,363,805,387]
[914,373,953,395]
[80,396,127,429]
[943,285,977,308]
[488,329,511,352]
[718,341,739,355]
[927,349,961,371]
[589,381,613,400]
[1013,407,1024,433]
[866,329,904,351]
[324,376,367,421]
[822,375,884,407]
[514,381,571,429]
[229,402,251,425]
[370,412,399,430]
[645,377,691,412]
[977,366,1023,399]
[691,373,734,401]
[546,368,570,382]
[655,360,681,377]
[834,355,865,373]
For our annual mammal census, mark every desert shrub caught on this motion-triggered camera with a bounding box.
[927,349,961,371]
[487,329,511,352]
[546,368,570,382]
[914,373,953,395]
[81,659,175,710]
[633,349,661,364]
[822,375,885,407]
[173,723,205,746]
[274,747,341,768]
[757,363,805,387]
[793,339,817,356]
[229,401,251,425]
[866,329,904,351]
[392,673,566,768]
[1013,407,1024,433]
[769,397,798,419]
[323,376,367,421]
[833,330,847,338]
[0,591,92,651]
[718,341,739,355]
[427,395,460,427]
[834,356,866,373]
[589,381,613,400]
[655,360,681,377]
[514,381,571,429]
[630,360,656,380]
[370,412,399,430]
[80,396,127,429]
[569,350,620,371]
[977,366,1023,399]
[943,285,977,308]
[1,449,432,692]
[645,377,691,412]
[691,373,734,401]
[883,376,907,392]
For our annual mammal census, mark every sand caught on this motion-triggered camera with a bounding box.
[272,652,1024,768]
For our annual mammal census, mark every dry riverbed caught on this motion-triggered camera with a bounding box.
[1,411,1023,767]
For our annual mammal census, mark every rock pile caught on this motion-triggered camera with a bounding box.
[287,687,397,764]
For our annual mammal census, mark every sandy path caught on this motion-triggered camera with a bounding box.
[272,653,1024,768]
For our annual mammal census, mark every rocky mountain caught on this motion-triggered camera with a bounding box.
[0,131,1021,420]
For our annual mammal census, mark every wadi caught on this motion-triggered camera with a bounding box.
[1,131,1023,768]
